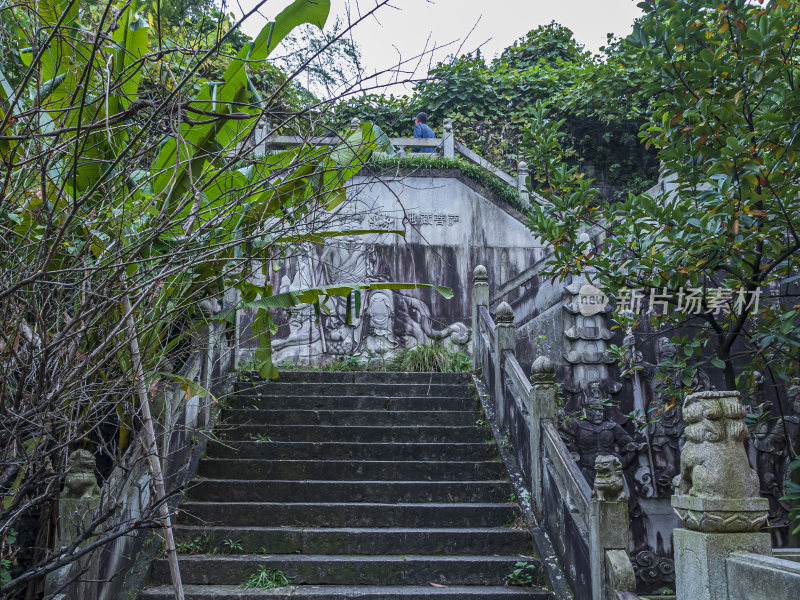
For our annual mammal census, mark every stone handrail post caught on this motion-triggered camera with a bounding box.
[443,118,455,159]
[528,355,556,517]
[518,161,530,208]
[590,490,635,600]
[493,301,516,424]
[44,450,102,598]
[670,390,771,600]
[471,265,489,372]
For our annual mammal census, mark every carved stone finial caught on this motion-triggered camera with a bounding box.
[63,450,101,500]
[592,455,627,501]
[443,118,453,131]
[532,355,554,375]
[197,297,221,317]
[495,301,514,325]
[350,117,361,129]
[671,390,768,532]
[473,264,488,283]
[518,161,528,172]
[531,356,555,389]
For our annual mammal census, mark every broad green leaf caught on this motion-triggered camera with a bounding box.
[246,282,453,312]
[157,372,217,403]
[152,0,331,209]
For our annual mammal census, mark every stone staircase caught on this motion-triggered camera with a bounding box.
[139,371,553,599]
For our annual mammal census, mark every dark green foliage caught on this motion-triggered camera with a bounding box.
[366,154,523,211]
[335,22,659,194]
[334,93,413,136]
[527,0,800,393]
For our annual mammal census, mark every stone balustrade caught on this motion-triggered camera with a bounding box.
[45,292,239,600]
[472,262,800,600]
[471,265,636,600]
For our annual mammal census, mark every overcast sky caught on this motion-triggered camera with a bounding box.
[230,0,645,93]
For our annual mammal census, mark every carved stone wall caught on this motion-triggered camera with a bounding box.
[240,171,547,365]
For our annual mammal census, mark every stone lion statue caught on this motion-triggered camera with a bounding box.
[592,455,626,501]
[672,391,759,500]
[63,450,101,499]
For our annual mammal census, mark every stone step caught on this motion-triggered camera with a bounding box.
[198,459,508,481]
[238,371,473,385]
[149,554,543,587]
[214,424,490,444]
[175,502,518,528]
[187,480,514,503]
[237,382,475,398]
[206,442,498,461]
[139,584,552,599]
[228,395,480,412]
[173,525,532,555]
[221,409,480,426]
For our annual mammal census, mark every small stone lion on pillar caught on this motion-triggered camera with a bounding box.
[592,455,627,501]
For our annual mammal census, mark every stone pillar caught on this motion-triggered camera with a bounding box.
[232,287,241,371]
[443,118,455,159]
[671,390,771,600]
[44,450,102,599]
[254,118,270,153]
[494,302,516,427]
[518,161,530,208]
[471,265,489,372]
[529,355,556,517]
[589,465,631,600]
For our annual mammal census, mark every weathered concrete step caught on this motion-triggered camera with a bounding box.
[237,382,474,398]
[175,502,518,528]
[238,371,473,385]
[215,425,490,444]
[188,480,514,503]
[150,554,543,587]
[222,409,480,426]
[173,525,533,555]
[206,442,498,461]
[229,395,480,411]
[198,459,508,481]
[139,584,552,599]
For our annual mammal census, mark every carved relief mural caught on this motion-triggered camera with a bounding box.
[270,232,470,365]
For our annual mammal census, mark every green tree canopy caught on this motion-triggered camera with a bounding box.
[527,0,800,394]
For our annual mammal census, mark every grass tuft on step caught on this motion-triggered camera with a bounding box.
[241,566,289,589]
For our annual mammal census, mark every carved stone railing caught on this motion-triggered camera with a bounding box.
[253,116,537,209]
[45,292,239,600]
[471,265,636,600]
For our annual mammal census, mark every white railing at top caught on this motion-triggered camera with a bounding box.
[257,117,537,209]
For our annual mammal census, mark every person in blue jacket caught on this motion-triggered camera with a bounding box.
[412,112,436,153]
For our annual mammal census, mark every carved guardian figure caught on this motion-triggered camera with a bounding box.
[592,455,627,501]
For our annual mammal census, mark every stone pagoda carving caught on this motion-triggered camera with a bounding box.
[562,281,621,406]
